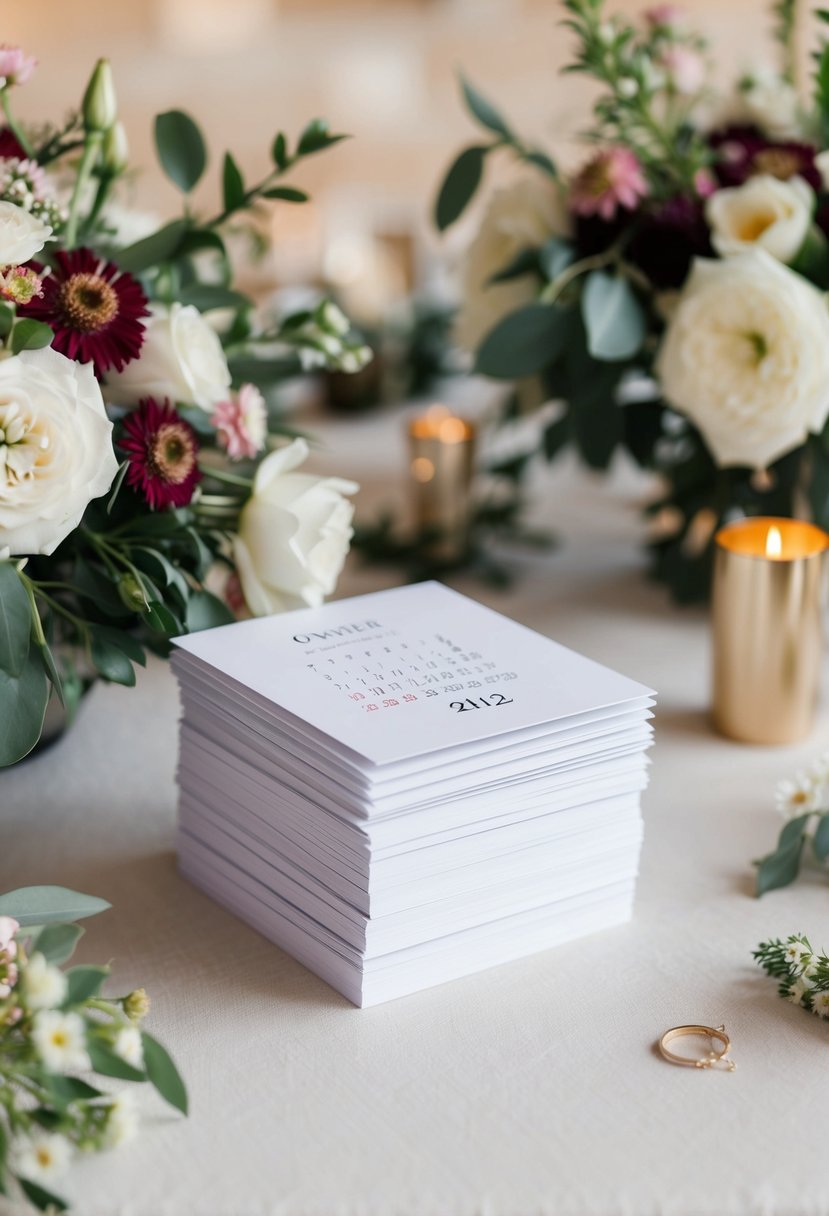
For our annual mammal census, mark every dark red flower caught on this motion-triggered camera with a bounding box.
[19,247,149,377]
[120,397,202,510]
[0,126,25,159]
[709,125,821,191]
[627,196,714,290]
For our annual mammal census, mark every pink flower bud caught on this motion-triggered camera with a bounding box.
[658,45,706,95]
[0,46,36,87]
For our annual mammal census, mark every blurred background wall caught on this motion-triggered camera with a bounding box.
[2,0,810,312]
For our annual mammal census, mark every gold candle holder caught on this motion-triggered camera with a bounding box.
[408,405,477,561]
[712,517,829,745]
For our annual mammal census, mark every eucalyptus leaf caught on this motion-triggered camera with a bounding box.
[460,75,513,139]
[117,218,190,275]
[434,145,486,232]
[487,247,539,286]
[9,319,54,355]
[145,599,181,635]
[0,649,49,766]
[64,964,110,1005]
[0,301,14,339]
[272,131,288,169]
[34,923,84,966]
[813,812,829,861]
[581,271,646,362]
[37,642,65,707]
[0,886,110,927]
[86,625,146,667]
[87,1039,146,1083]
[155,110,207,193]
[222,151,245,212]
[296,118,348,156]
[0,560,32,676]
[540,238,575,282]
[141,1031,188,1114]
[756,818,809,896]
[475,302,571,379]
[43,1074,103,1109]
[18,1178,68,1213]
[179,284,249,311]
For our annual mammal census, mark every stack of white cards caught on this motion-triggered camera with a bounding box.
[172,583,655,1007]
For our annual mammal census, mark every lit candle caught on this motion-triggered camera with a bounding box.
[712,517,829,744]
[408,405,477,561]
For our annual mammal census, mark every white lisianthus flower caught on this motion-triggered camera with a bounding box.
[737,70,802,140]
[775,772,820,819]
[455,176,569,352]
[23,951,68,1010]
[105,302,231,411]
[0,347,118,556]
[113,1024,144,1069]
[0,199,51,263]
[31,1009,91,1072]
[233,438,358,615]
[104,1090,140,1148]
[656,251,829,469]
[706,176,813,264]
[10,1131,72,1184]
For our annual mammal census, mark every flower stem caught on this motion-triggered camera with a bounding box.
[0,89,34,159]
[198,464,253,489]
[64,130,103,249]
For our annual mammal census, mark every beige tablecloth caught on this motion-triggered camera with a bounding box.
[4,408,829,1216]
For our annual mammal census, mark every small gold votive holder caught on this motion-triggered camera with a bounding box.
[408,406,477,561]
[712,516,829,745]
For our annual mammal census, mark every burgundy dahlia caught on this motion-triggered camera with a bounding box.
[20,247,149,377]
[709,125,821,192]
[120,397,202,510]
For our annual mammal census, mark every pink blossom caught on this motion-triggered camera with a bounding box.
[0,46,36,87]
[570,148,649,221]
[0,265,42,305]
[212,383,267,460]
[0,915,19,1000]
[0,917,18,956]
[658,45,706,95]
[694,169,717,199]
[644,5,684,29]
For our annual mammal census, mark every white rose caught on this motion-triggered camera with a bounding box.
[455,176,570,352]
[0,200,51,265]
[656,250,829,469]
[0,347,118,556]
[233,438,358,615]
[706,175,813,263]
[105,302,231,411]
[737,70,803,140]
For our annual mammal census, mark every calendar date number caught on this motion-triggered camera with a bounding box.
[449,693,514,712]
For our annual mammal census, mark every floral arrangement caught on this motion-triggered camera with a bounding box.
[0,49,369,766]
[437,0,829,601]
[0,884,186,1213]
[754,933,829,1018]
[755,751,829,894]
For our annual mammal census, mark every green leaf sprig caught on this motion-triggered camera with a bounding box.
[754,934,829,1019]
[754,755,829,895]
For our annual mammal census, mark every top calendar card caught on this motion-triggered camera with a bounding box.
[172,583,654,768]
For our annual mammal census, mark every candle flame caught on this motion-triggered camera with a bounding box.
[766,525,783,559]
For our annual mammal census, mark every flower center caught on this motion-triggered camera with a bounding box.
[751,149,802,181]
[743,331,768,365]
[50,1030,67,1047]
[736,210,778,242]
[57,271,119,333]
[35,1147,53,1169]
[0,399,49,486]
[148,423,196,485]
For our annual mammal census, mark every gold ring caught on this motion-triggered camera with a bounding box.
[658,1024,737,1071]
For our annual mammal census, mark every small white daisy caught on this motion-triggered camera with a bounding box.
[113,1025,144,1070]
[811,990,829,1019]
[22,952,68,1011]
[808,749,829,785]
[103,1090,140,1148]
[784,937,811,972]
[10,1131,72,1184]
[775,773,820,819]
[31,1009,91,1073]
[786,976,812,1005]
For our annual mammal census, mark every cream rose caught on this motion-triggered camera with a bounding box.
[0,347,118,555]
[0,201,51,266]
[105,302,231,410]
[656,251,829,469]
[233,438,358,615]
[706,175,813,263]
[455,176,569,352]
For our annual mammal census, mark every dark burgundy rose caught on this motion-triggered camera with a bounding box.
[0,126,26,160]
[626,196,714,290]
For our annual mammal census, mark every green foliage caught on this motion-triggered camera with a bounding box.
[141,1031,189,1114]
[0,886,110,927]
[581,272,646,361]
[756,814,811,896]
[434,145,487,231]
[222,151,245,213]
[475,302,574,378]
[154,109,207,193]
[117,217,190,273]
[32,923,84,966]
[460,75,514,140]
[296,117,349,156]
[8,319,54,355]
[0,652,49,767]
